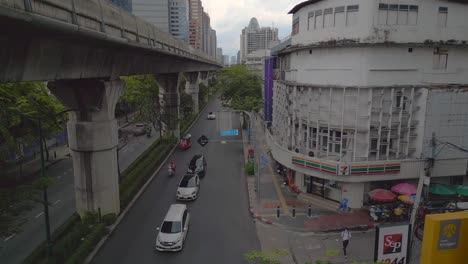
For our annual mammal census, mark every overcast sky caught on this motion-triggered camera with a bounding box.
[202,0,299,57]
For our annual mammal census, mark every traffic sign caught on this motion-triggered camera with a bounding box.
[220,129,239,136]
[197,135,209,147]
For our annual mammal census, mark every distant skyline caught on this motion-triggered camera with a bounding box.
[201,0,298,57]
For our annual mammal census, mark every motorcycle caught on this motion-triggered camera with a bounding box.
[369,205,379,221]
[168,167,175,177]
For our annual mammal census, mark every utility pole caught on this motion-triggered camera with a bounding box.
[38,119,53,263]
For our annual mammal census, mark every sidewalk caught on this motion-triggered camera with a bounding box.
[241,114,380,263]
[2,144,70,184]
[242,115,373,233]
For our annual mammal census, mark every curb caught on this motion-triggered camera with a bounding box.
[84,97,214,264]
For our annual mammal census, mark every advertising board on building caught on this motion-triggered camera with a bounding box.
[374,223,410,264]
[263,57,273,123]
[438,219,461,250]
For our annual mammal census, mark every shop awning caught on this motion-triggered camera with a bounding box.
[368,189,396,202]
[456,185,468,197]
[429,184,457,196]
[391,183,417,195]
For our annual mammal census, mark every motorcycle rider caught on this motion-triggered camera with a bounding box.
[168,161,176,175]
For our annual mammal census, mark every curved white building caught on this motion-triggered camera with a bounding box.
[268,0,468,208]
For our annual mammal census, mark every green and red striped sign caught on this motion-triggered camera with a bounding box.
[292,156,400,175]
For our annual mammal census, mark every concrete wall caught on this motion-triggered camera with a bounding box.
[292,0,468,45]
[422,88,468,159]
[288,46,468,86]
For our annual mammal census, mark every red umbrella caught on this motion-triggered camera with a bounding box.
[391,183,417,195]
[368,189,396,202]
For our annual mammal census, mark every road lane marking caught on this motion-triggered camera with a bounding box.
[4,233,15,242]
[257,137,290,216]
[53,200,61,205]
[35,212,44,218]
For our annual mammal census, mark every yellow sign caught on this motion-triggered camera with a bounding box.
[420,211,468,264]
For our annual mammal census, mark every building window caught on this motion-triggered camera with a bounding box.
[388,4,398,25]
[346,5,359,27]
[315,10,323,29]
[379,4,418,25]
[433,47,448,69]
[308,12,314,31]
[398,5,409,25]
[292,17,300,35]
[324,8,333,27]
[438,7,448,27]
[334,6,345,27]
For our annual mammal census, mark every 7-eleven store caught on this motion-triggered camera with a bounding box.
[266,129,418,208]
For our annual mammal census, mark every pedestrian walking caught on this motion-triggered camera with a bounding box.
[341,227,351,258]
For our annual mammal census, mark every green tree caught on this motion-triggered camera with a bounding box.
[216,65,262,112]
[120,75,168,137]
[0,82,64,236]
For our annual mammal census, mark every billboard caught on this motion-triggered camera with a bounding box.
[374,223,411,264]
[264,57,273,123]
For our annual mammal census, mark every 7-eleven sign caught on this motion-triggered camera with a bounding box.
[338,165,351,176]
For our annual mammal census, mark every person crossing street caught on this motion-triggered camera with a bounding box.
[341,227,351,258]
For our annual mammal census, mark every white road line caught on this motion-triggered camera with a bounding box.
[4,233,15,242]
[35,212,44,218]
[53,199,61,205]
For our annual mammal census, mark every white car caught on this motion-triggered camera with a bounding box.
[207,112,216,120]
[176,174,200,201]
[155,204,190,252]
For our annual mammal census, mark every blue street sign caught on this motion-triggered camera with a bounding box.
[260,155,268,165]
[220,129,239,136]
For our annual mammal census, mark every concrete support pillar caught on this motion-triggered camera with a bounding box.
[155,73,181,139]
[295,172,306,193]
[200,71,209,87]
[185,72,200,113]
[48,79,124,217]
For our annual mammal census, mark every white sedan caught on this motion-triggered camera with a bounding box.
[207,112,216,120]
[176,174,200,201]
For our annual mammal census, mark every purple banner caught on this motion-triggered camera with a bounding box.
[264,57,273,123]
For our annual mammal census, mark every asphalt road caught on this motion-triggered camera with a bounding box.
[92,99,260,264]
[0,129,160,264]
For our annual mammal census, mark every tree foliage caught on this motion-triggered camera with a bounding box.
[0,82,65,155]
[0,81,65,236]
[216,65,262,112]
[120,75,167,136]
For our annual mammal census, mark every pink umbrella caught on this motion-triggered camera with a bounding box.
[391,183,417,195]
[368,189,396,202]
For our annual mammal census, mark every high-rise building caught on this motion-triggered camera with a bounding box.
[132,0,169,32]
[223,55,230,66]
[237,50,240,64]
[111,0,132,12]
[169,0,190,43]
[216,48,223,64]
[202,12,210,54]
[208,28,217,59]
[230,56,237,65]
[269,0,468,208]
[189,0,203,50]
[240,17,278,63]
